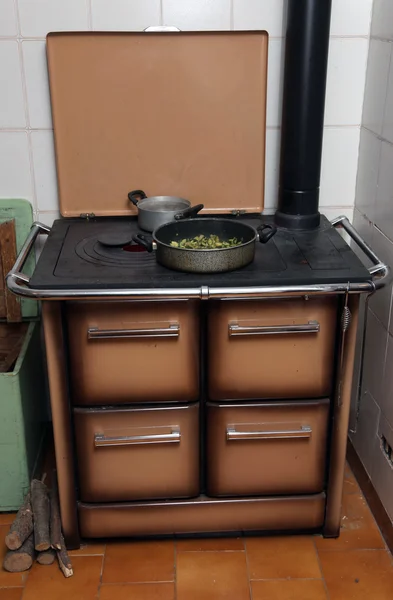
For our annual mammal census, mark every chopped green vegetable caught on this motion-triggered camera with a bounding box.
[170,234,242,250]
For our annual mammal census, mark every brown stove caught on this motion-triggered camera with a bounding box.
[6,3,390,549]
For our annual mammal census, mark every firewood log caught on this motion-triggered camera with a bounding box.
[3,534,34,572]
[5,491,33,550]
[50,475,61,550]
[31,479,50,551]
[57,533,73,577]
[37,548,56,565]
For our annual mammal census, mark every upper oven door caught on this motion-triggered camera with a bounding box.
[208,297,338,400]
[66,301,200,406]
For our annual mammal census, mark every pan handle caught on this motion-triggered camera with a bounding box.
[174,204,204,220]
[132,233,154,252]
[128,190,148,206]
[257,223,277,244]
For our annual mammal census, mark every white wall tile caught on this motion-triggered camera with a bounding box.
[0,0,18,36]
[0,41,26,128]
[324,38,368,126]
[355,127,381,223]
[351,391,380,477]
[263,128,280,211]
[31,131,58,212]
[380,333,393,426]
[330,0,373,37]
[375,140,393,241]
[353,207,374,247]
[362,308,388,405]
[0,132,33,201]
[92,0,160,31]
[266,39,284,127]
[18,0,89,38]
[163,0,230,30]
[362,39,391,136]
[321,207,354,223]
[319,127,360,207]
[382,43,393,145]
[36,210,61,227]
[233,0,285,37]
[22,41,52,129]
[371,0,393,41]
[373,415,393,522]
[368,226,393,328]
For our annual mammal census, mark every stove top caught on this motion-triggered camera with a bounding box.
[30,214,371,290]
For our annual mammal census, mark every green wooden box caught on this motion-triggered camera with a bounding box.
[0,321,47,510]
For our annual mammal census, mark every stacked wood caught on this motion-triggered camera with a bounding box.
[3,475,73,577]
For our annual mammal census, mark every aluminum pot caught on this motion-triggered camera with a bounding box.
[128,189,203,232]
[133,218,277,274]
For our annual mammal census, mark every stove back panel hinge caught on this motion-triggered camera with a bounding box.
[80,213,96,219]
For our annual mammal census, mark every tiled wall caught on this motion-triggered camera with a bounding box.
[351,0,393,523]
[0,0,372,225]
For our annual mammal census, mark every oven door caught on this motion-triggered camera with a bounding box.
[66,301,199,405]
[208,297,337,400]
[206,399,329,496]
[74,403,200,502]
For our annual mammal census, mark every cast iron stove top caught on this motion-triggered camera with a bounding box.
[30,214,371,290]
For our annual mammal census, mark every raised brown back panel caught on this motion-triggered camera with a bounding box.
[46,31,268,216]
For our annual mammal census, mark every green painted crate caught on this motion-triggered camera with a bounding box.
[0,321,47,510]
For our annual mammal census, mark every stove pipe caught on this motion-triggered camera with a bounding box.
[275,0,332,230]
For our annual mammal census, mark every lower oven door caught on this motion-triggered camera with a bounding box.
[206,399,329,497]
[74,403,200,502]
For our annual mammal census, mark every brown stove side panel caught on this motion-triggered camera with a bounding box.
[42,302,79,548]
[208,297,338,400]
[324,295,360,537]
[78,494,326,538]
[66,301,200,405]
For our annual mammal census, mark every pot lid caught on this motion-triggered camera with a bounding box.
[46,31,268,217]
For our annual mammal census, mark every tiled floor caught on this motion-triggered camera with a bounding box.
[0,465,392,599]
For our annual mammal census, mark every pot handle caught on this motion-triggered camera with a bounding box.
[174,204,204,221]
[257,223,277,244]
[128,190,148,206]
[132,233,154,252]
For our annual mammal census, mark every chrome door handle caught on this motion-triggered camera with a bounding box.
[95,426,181,447]
[228,321,320,337]
[226,425,312,441]
[87,323,180,339]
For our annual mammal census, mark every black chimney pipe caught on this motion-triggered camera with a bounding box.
[275,0,332,230]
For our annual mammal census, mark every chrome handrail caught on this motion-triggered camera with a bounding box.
[5,217,390,301]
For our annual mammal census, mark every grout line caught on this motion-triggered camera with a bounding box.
[174,540,177,600]
[13,0,21,37]
[312,538,331,600]
[26,130,38,213]
[101,580,176,586]
[87,0,93,30]
[96,553,105,600]
[244,538,254,600]
[230,0,234,30]
[160,0,164,26]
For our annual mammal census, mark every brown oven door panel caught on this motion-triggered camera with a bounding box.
[208,297,337,400]
[74,403,200,502]
[207,399,329,496]
[66,301,199,405]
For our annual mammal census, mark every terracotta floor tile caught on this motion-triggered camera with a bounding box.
[0,527,28,587]
[246,536,321,580]
[343,463,361,495]
[23,556,103,600]
[68,541,106,556]
[176,551,250,600]
[0,515,16,526]
[176,537,244,551]
[315,494,385,551]
[100,583,174,600]
[0,590,24,600]
[319,549,393,600]
[103,541,174,584]
[251,579,328,600]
